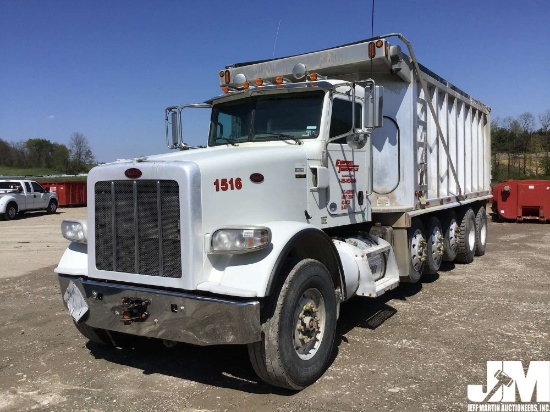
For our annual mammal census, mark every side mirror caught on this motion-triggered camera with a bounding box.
[17,186,23,193]
[364,85,384,129]
[171,111,179,148]
[44,187,50,193]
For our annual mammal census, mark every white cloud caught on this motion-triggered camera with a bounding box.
[48,115,55,119]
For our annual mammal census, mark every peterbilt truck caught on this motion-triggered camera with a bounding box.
[56,33,491,390]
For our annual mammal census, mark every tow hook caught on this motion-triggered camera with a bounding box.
[115,297,151,325]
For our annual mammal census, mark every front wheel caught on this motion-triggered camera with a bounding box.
[73,321,114,346]
[248,258,337,390]
[46,200,58,214]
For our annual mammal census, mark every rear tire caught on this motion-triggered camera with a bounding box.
[248,258,337,390]
[403,218,426,283]
[456,208,476,263]
[475,206,487,256]
[2,202,18,221]
[441,210,459,262]
[423,216,443,274]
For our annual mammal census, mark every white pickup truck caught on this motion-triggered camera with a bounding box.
[0,179,59,220]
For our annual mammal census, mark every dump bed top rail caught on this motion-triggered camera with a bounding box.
[219,34,489,114]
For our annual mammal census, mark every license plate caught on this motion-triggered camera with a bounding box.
[63,281,89,322]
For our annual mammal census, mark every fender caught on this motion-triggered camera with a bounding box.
[0,195,17,213]
[200,221,345,298]
[55,242,88,277]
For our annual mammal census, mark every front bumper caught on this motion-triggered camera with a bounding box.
[58,275,261,345]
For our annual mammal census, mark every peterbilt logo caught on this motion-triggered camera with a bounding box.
[125,168,142,179]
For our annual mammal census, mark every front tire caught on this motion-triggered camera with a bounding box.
[46,200,58,214]
[73,321,114,346]
[248,258,337,390]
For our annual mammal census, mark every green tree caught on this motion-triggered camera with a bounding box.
[68,132,95,173]
[25,138,56,168]
[52,143,70,173]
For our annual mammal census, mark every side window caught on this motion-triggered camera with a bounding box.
[329,99,362,144]
[31,182,44,193]
[24,182,32,192]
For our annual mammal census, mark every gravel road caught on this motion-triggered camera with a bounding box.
[0,209,548,411]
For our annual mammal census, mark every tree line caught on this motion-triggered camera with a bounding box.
[0,132,95,174]
[491,110,550,183]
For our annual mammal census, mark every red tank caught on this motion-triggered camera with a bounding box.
[492,180,550,222]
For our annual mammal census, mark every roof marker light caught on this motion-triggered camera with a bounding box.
[309,72,318,81]
[368,42,376,58]
[255,78,263,86]
[242,81,250,89]
[221,86,229,94]
[219,70,225,78]
[275,76,284,84]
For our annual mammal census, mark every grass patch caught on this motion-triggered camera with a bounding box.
[0,166,87,182]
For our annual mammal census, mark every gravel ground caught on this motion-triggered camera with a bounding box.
[0,209,548,411]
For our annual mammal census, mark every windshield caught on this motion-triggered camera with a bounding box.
[208,91,324,146]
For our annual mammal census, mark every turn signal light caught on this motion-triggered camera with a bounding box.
[224,70,230,84]
[385,41,389,57]
[309,72,318,81]
[219,70,225,78]
[221,86,229,94]
[376,40,383,48]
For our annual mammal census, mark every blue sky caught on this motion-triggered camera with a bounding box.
[1,0,549,162]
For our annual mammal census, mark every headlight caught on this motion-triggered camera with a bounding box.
[61,219,87,243]
[210,227,271,254]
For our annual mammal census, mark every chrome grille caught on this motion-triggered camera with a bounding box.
[95,180,181,278]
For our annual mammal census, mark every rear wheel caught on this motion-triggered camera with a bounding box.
[248,258,337,390]
[423,216,443,274]
[475,206,488,256]
[2,202,18,221]
[404,218,426,283]
[456,208,476,263]
[441,210,459,262]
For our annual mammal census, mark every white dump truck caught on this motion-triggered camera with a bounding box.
[56,33,491,389]
[0,179,58,220]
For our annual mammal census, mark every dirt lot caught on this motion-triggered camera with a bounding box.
[0,208,548,411]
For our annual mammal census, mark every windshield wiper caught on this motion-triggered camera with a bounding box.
[215,137,238,146]
[254,131,302,145]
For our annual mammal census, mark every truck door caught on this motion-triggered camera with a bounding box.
[326,97,370,220]
[30,181,49,209]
